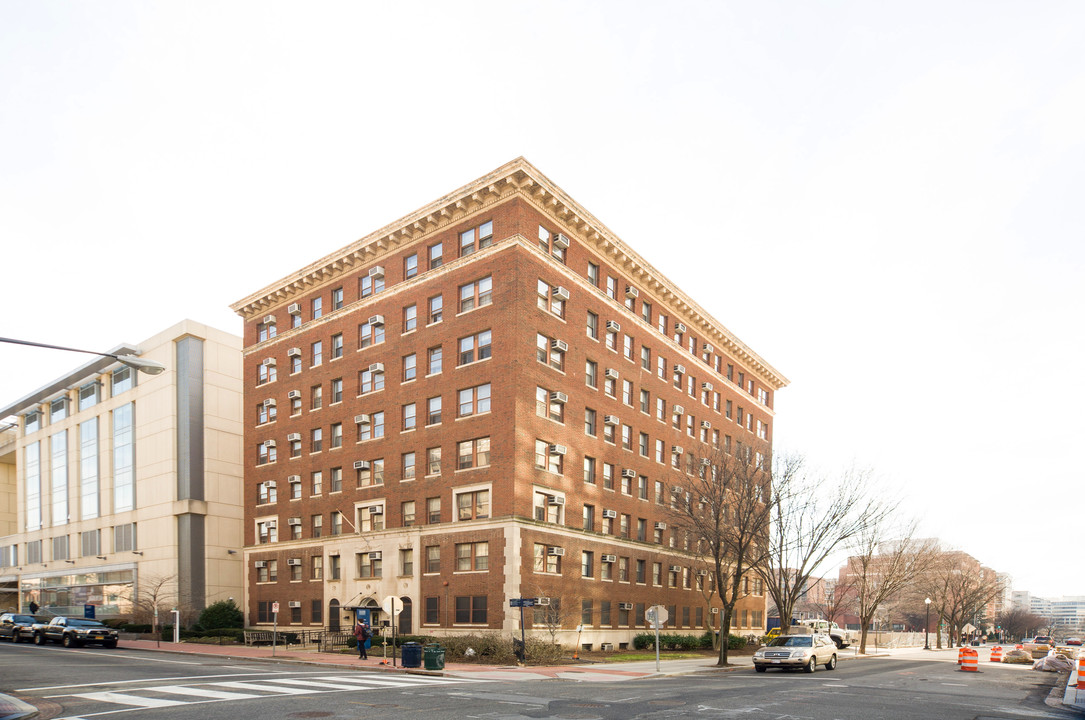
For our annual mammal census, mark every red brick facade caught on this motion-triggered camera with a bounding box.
[232,159,786,646]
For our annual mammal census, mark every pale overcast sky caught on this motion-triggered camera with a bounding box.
[2,2,1082,598]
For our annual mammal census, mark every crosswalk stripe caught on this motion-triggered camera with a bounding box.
[316,674,474,686]
[270,679,359,690]
[146,686,262,700]
[69,692,187,708]
[215,681,320,695]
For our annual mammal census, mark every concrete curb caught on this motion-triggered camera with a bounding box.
[0,693,39,720]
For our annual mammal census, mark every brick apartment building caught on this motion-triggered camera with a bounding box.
[231,158,787,647]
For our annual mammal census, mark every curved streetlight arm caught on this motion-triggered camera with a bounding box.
[0,336,166,375]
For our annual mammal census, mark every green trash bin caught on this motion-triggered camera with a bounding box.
[423,643,445,671]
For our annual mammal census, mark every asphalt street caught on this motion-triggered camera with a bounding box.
[1,641,1076,720]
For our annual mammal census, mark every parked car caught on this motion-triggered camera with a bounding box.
[797,618,855,649]
[753,633,838,673]
[35,616,118,648]
[1064,637,1082,646]
[0,613,50,643]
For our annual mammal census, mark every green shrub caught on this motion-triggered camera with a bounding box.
[198,600,244,630]
[727,634,746,650]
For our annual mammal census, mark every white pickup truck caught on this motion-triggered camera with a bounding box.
[797,619,855,649]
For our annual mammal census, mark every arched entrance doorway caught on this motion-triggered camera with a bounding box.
[328,599,341,631]
[399,597,413,634]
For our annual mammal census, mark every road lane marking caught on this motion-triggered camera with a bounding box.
[146,686,262,700]
[28,672,288,693]
[216,681,321,695]
[68,692,186,708]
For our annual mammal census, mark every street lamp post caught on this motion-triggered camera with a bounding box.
[0,337,166,375]
[924,597,931,650]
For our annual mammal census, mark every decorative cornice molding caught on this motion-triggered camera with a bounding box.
[231,157,789,389]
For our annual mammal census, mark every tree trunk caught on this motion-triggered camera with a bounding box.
[858,617,873,654]
[716,609,732,666]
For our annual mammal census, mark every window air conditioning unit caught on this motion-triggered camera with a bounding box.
[675,322,687,333]
[368,363,385,373]
[263,314,276,325]
[552,233,570,249]
[266,519,277,528]
[265,480,277,489]
[264,439,277,447]
[368,265,385,278]
[287,390,301,400]
[674,363,686,374]
[701,382,713,391]
[536,596,551,606]
[549,391,568,404]
[287,558,301,566]
[601,554,617,563]
[619,602,634,611]
[672,445,684,455]
[552,286,570,301]
[367,314,384,326]
[603,414,619,425]
[287,433,301,442]
[288,303,301,315]
[548,444,567,456]
[288,601,301,608]
[711,607,719,614]
[369,506,383,514]
[605,320,621,332]
[671,486,684,494]
[287,475,300,483]
[604,368,619,380]
[547,547,565,556]
[620,468,635,479]
[287,347,301,357]
[701,420,712,429]
[261,358,275,367]
[673,404,685,415]
[369,551,382,559]
[625,286,639,299]
[354,414,370,425]
[551,338,569,353]
[602,509,617,519]
[254,561,267,568]
[703,343,713,353]
[654,522,667,530]
[698,569,709,576]
[353,461,370,470]
[287,517,301,526]
[700,457,711,466]
[263,398,275,407]
[547,495,565,505]
[669,565,681,573]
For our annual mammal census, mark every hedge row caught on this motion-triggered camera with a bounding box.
[632,632,747,651]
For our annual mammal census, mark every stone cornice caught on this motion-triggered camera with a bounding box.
[231,157,788,390]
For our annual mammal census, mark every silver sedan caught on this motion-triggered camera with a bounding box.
[753,633,838,673]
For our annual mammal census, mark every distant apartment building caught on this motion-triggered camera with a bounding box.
[0,320,244,620]
[231,158,787,646]
[1013,591,1085,633]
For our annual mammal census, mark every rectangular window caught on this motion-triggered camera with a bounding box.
[429,242,443,269]
[454,595,487,624]
[585,360,598,388]
[427,447,441,476]
[358,368,385,394]
[587,261,599,286]
[113,403,135,512]
[460,383,492,417]
[112,367,134,395]
[404,253,418,279]
[425,545,441,573]
[455,541,489,571]
[330,422,342,448]
[427,496,441,524]
[403,403,416,430]
[311,514,323,538]
[459,220,493,257]
[78,382,99,411]
[359,272,385,297]
[428,346,443,375]
[403,304,417,333]
[401,499,416,526]
[583,456,596,484]
[459,331,492,365]
[359,320,385,348]
[535,333,564,371]
[311,341,323,367]
[310,427,323,453]
[459,276,493,312]
[311,384,323,410]
[403,353,417,382]
[79,418,98,520]
[113,522,136,552]
[586,311,598,340]
[331,333,343,359]
[402,452,416,481]
[312,296,323,319]
[457,437,490,469]
[584,408,596,436]
[429,295,443,324]
[425,597,439,624]
[331,378,343,404]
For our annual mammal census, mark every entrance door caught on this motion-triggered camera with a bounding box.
[328,599,341,631]
[399,597,413,634]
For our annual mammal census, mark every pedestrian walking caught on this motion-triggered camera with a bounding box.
[354,622,370,659]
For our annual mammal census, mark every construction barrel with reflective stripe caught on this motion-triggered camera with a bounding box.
[961,647,979,672]
[989,645,1002,662]
[958,646,967,664]
[1078,656,1085,690]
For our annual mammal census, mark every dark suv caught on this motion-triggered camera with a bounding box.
[0,613,51,643]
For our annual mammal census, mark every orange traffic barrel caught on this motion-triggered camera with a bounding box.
[1077,656,1085,690]
[957,646,966,664]
[961,648,979,672]
[1015,644,1023,650]
[989,646,1002,662]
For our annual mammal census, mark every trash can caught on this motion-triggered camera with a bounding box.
[423,643,445,671]
[401,642,423,668]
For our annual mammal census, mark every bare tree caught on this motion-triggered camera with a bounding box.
[996,607,1046,640]
[758,456,890,636]
[810,577,853,627]
[131,574,178,634]
[844,519,938,654]
[666,439,773,667]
